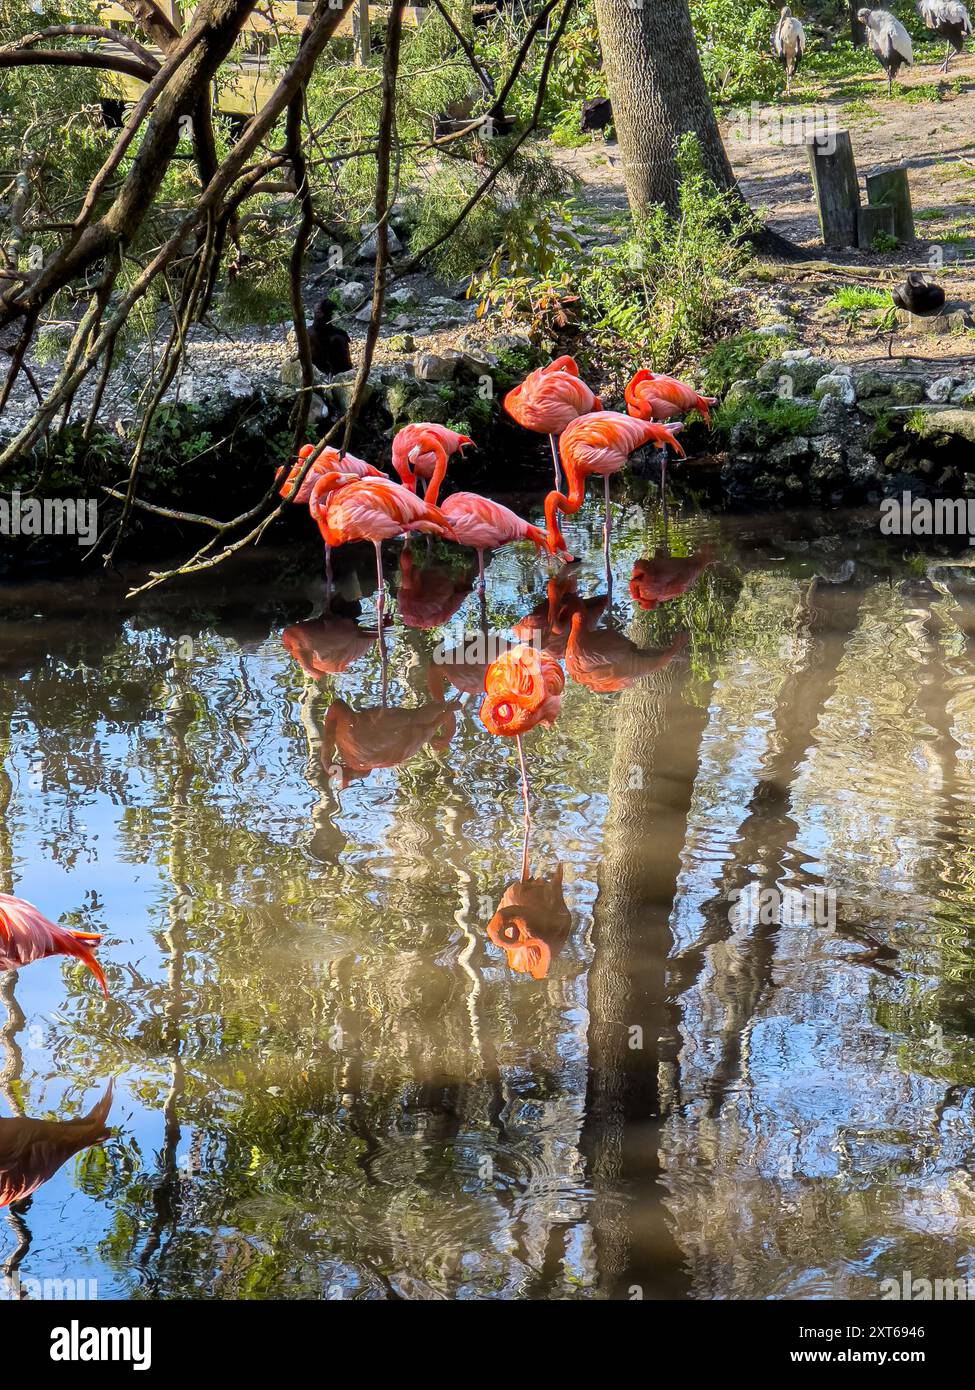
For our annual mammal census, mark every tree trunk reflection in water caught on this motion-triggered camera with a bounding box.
[583,645,712,1299]
[0,689,30,1277]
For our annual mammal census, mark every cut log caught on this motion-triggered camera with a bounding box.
[866,166,915,243]
[807,130,860,248]
[857,203,896,249]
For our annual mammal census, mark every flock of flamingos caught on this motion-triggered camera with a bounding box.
[0,357,717,1004]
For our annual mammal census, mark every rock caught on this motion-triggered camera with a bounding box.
[457,348,498,380]
[925,375,957,403]
[387,333,415,353]
[413,350,459,383]
[815,372,856,406]
[769,436,812,466]
[356,222,403,260]
[337,280,366,308]
[755,322,794,338]
[354,302,375,323]
[916,410,975,446]
[387,286,415,305]
[723,379,757,409]
[950,378,975,405]
[757,355,834,396]
[895,301,974,335]
[811,393,853,438]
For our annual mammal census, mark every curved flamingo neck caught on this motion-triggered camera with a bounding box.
[543,461,587,552]
[422,439,449,507]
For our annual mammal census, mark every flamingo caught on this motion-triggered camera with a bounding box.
[544,411,684,558]
[392,424,474,496]
[440,491,569,593]
[624,370,716,498]
[308,469,456,635]
[479,644,565,830]
[503,355,602,490]
[0,894,108,997]
[629,547,713,612]
[1,1083,113,1211]
[486,860,571,980]
[279,444,387,590]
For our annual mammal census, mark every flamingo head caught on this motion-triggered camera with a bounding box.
[486,910,552,979]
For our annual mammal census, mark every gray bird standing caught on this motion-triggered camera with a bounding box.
[773,7,807,93]
[917,0,972,71]
[858,8,915,93]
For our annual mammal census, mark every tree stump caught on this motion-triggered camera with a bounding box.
[866,167,915,242]
[807,131,860,248]
[857,204,896,249]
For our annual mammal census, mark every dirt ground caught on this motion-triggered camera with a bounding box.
[556,52,975,369]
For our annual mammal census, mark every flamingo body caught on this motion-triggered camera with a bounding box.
[309,474,455,547]
[503,356,602,435]
[0,893,107,997]
[278,445,384,505]
[624,370,717,427]
[479,645,565,737]
[486,864,571,980]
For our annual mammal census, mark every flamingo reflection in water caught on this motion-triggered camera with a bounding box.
[322,686,458,789]
[513,563,606,659]
[395,547,474,631]
[629,546,713,612]
[281,610,379,678]
[565,606,687,693]
[486,843,571,982]
[1,1083,113,1214]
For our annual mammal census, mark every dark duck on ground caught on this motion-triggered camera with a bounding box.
[308,296,352,376]
[892,272,947,315]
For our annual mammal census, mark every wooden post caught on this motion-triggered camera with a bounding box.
[807,130,860,249]
[353,0,370,64]
[865,166,915,243]
[857,203,896,249]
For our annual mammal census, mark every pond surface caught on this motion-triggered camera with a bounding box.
[2,490,975,1301]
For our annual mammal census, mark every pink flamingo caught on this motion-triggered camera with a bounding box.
[392,424,474,496]
[0,894,108,997]
[545,411,685,559]
[279,444,387,590]
[308,470,455,634]
[503,355,601,490]
[624,370,717,497]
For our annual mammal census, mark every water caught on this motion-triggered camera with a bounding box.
[2,491,975,1301]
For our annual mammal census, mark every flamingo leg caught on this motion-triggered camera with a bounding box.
[325,544,333,598]
[549,434,562,493]
[516,733,531,830]
[477,549,486,595]
[520,812,530,884]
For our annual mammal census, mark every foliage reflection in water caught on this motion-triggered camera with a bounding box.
[1,495,975,1301]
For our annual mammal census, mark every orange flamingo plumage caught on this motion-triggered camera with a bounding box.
[441,491,568,593]
[392,424,473,494]
[479,644,565,827]
[279,444,387,591]
[1,1083,113,1211]
[486,862,571,981]
[309,470,456,632]
[544,411,684,557]
[624,370,717,427]
[503,355,601,489]
[0,894,108,997]
[625,371,716,498]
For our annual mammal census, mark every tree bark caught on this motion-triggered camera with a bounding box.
[593,0,735,214]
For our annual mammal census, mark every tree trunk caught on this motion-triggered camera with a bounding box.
[849,2,865,46]
[593,0,735,214]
